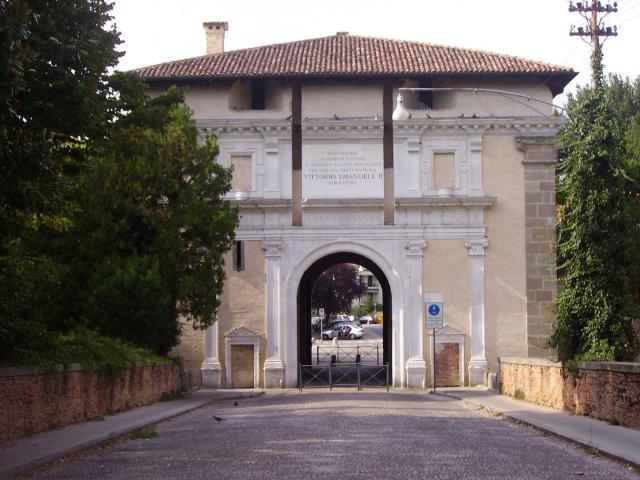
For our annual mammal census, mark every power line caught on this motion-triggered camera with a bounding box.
[615,0,640,22]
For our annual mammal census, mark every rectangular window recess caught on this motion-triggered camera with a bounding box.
[251,79,266,110]
[419,79,433,109]
[234,241,245,272]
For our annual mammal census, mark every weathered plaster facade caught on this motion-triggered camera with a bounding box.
[190,111,563,389]
[144,29,574,389]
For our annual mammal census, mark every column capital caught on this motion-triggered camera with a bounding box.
[404,239,426,257]
[516,135,558,165]
[515,134,556,151]
[261,240,283,258]
[465,237,488,256]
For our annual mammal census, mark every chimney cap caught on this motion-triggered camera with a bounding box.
[336,31,349,36]
[203,21,229,31]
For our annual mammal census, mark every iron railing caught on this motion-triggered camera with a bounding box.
[299,362,389,391]
[313,344,381,365]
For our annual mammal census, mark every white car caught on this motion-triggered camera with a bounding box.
[359,314,375,325]
[321,322,364,340]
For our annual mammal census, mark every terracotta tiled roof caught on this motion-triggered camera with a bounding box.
[134,33,575,82]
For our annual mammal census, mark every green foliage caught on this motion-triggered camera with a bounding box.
[354,295,375,318]
[551,47,639,361]
[52,79,237,355]
[0,0,121,363]
[0,2,237,363]
[513,389,525,401]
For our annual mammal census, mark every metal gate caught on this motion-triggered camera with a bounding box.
[299,362,389,391]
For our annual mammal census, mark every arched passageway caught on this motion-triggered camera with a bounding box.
[296,252,392,376]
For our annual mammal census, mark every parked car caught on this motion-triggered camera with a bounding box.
[359,314,375,325]
[321,322,364,340]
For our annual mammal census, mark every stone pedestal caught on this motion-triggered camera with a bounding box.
[406,357,427,388]
[201,359,222,388]
[263,359,285,388]
[468,357,488,386]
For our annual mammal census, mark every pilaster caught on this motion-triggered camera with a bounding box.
[465,237,489,386]
[404,239,427,388]
[262,240,285,388]
[201,321,222,388]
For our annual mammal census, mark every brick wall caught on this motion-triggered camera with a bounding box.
[0,363,179,442]
[500,357,640,429]
[435,343,460,387]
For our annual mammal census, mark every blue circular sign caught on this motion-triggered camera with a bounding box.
[428,304,440,316]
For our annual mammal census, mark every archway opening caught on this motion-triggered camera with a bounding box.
[297,252,392,377]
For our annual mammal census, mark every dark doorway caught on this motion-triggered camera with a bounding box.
[297,252,392,375]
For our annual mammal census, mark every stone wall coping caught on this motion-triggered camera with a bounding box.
[575,361,640,373]
[500,356,640,373]
[0,362,173,378]
[499,357,561,368]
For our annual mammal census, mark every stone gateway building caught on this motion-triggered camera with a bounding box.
[135,23,576,389]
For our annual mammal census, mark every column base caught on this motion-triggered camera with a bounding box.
[406,357,427,389]
[264,358,285,389]
[201,359,222,388]
[468,357,488,386]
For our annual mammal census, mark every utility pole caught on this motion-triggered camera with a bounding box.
[569,0,618,86]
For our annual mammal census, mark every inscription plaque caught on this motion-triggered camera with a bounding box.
[302,144,383,199]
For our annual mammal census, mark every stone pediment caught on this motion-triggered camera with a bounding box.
[429,325,464,336]
[225,326,259,337]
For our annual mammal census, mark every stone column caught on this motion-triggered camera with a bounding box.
[201,321,222,388]
[404,239,427,388]
[466,237,489,386]
[262,240,285,388]
[516,135,558,357]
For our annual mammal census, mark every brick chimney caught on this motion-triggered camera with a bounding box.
[203,22,228,55]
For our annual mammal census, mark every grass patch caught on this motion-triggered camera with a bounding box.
[131,425,158,439]
[585,446,598,456]
[608,417,621,426]
[513,389,525,401]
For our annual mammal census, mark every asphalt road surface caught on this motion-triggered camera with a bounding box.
[32,391,638,480]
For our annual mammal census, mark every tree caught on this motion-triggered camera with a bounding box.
[605,74,640,313]
[53,78,238,354]
[354,294,376,318]
[0,0,121,361]
[312,264,367,317]
[550,47,639,361]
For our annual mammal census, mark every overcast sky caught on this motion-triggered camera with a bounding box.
[112,0,640,105]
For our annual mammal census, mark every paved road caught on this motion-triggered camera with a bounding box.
[32,392,638,480]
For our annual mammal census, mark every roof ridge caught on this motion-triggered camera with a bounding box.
[130,34,343,73]
[132,33,572,74]
[133,32,577,94]
[339,33,573,72]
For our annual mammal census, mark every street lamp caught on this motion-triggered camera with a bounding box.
[392,93,409,121]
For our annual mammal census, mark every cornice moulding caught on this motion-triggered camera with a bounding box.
[395,196,496,208]
[196,117,566,137]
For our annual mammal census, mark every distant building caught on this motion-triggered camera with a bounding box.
[136,22,575,388]
[354,266,381,308]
